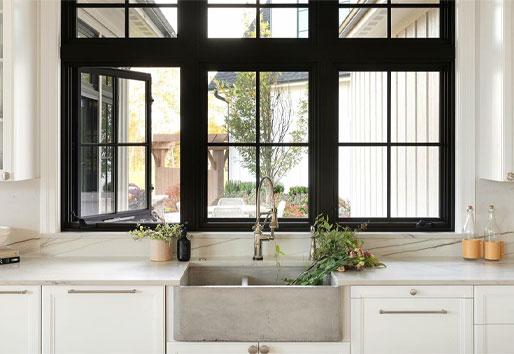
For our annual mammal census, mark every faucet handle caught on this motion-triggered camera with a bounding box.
[269,208,279,230]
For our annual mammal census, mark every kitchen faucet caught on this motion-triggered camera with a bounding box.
[253,176,279,260]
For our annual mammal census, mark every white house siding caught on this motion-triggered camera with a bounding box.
[339,8,440,218]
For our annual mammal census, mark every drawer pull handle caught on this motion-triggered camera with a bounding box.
[380,309,448,315]
[68,289,137,294]
[0,290,28,295]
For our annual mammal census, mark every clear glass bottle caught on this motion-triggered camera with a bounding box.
[484,205,500,242]
[462,206,476,239]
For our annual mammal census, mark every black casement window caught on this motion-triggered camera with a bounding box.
[61,0,455,232]
[76,68,153,225]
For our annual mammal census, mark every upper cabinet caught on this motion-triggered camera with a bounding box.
[478,0,514,182]
[0,0,38,182]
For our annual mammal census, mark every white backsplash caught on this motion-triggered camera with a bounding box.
[10,230,510,260]
[2,179,513,260]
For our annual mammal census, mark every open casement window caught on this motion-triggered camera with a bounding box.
[76,68,153,226]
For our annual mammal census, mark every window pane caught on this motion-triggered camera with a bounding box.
[80,75,115,144]
[80,146,115,217]
[118,146,148,212]
[392,8,439,38]
[208,0,256,3]
[119,78,147,143]
[339,71,387,143]
[392,0,439,3]
[260,0,308,3]
[339,147,387,218]
[391,146,439,217]
[78,0,124,3]
[77,8,125,38]
[130,0,178,3]
[208,71,256,143]
[208,8,256,38]
[391,71,439,142]
[260,8,309,38]
[260,72,308,143]
[208,146,257,218]
[129,8,177,38]
[260,146,308,218]
[339,8,387,38]
[143,68,181,223]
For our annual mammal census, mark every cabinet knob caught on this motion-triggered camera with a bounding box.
[260,345,270,354]
[507,172,514,182]
[410,288,418,296]
[248,345,258,354]
[0,171,10,181]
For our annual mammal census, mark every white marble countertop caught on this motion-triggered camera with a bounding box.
[331,258,514,286]
[0,257,189,285]
[2,256,514,286]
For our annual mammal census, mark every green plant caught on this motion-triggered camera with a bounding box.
[273,183,285,195]
[288,215,384,285]
[288,186,308,196]
[130,223,182,243]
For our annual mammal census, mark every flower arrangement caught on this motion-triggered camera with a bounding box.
[288,215,384,285]
[130,223,183,262]
[130,223,182,243]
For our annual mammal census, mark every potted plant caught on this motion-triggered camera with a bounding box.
[130,223,182,262]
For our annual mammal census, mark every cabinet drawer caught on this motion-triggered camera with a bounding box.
[475,325,514,354]
[351,297,473,354]
[43,285,165,354]
[475,286,514,324]
[351,286,473,299]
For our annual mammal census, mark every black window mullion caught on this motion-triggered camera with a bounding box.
[113,76,119,214]
[256,4,261,39]
[124,0,129,38]
[255,71,261,195]
[387,0,392,39]
[386,70,391,219]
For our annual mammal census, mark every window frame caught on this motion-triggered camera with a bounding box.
[60,0,455,232]
[72,67,154,227]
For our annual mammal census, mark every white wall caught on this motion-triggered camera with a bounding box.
[0,180,40,240]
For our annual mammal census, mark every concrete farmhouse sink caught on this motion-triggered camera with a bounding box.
[173,265,343,342]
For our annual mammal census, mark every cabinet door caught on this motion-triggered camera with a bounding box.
[475,325,514,354]
[168,342,257,354]
[475,286,514,324]
[258,342,350,354]
[351,297,473,354]
[0,286,41,354]
[42,285,164,354]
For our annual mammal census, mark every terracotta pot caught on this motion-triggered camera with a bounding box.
[150,239,172,262]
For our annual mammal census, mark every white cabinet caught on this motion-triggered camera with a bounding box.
[474,286,514,354]
[351,286,473,354]
[0,0,38,181]
[168,342,349,354]
[42,285,165,354]
[0,286,41,354]
[168,342,258,354]
[477,0,514,182]
[475,325,514,354]
[256,342,350,354]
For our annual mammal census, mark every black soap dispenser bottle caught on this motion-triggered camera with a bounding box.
[177,223,191,262]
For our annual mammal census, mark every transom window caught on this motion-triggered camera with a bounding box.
[76,0,178,38]
[61,0,455,232]
[207,0,309,38]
